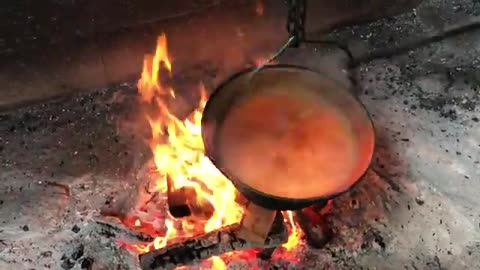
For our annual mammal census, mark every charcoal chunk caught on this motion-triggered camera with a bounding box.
[80,257,94,269]
[61,259,75,269]
[71,244,84,260]
[72,225,81,233]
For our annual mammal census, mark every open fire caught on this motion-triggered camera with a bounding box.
[117,34,303,268]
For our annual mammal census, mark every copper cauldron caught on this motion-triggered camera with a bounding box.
[202,65,375,210]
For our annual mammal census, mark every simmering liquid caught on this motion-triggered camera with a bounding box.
[218,93,359,199]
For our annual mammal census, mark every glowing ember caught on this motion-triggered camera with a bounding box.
[122,33,303,268]
[256,0,264,16]
[210,256,227,270]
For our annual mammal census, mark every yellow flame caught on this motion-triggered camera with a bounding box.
[210,256,227,270]
[137,35,174,102]
[282,211,302,251]
[130,33,245,259]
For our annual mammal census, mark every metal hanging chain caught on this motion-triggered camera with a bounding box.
[287,0,307,47]
[251,36,296,74]
[250,0,307,75]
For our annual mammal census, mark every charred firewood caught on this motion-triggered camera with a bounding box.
[166,175,191,218]
[295,207,332,249]
[95,219,154,242]
[139,213,287,270]
[257,247,277,260]
[166,176,217,219]
[44,181,71,197]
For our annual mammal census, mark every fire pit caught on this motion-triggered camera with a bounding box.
[97,28,376,269]
[99,34,300,269]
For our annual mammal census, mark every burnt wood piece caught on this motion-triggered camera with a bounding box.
[139,214,287,270]
[166,176,192,218]
[95,220,154,242]
[257,247,277,260]
[295,207,331,249]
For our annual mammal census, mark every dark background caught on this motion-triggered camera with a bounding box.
[0,0,425,109]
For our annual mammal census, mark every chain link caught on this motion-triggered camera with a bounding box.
[286,0,306,47]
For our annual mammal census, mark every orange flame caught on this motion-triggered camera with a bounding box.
[128,33,244,255]
[137,35,173,102]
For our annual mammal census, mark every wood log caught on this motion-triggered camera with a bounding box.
[95,219,154,242]
[235,202,277,244]
[139,213,287,270]
[166,177,217,220]
[295,207,331,249]
[256,247,277,260]
[166,179,192,218]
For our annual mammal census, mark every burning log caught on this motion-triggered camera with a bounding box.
[166,179,217,220]
[139,213,287,270]
[256,247,277,260]
[166,175,192,218]
[235,202,277,244]
[295,206,332,249]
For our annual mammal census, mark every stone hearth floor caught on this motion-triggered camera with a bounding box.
[1,1,480,269]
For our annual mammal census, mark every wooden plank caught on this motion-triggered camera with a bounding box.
[234,202,277,244]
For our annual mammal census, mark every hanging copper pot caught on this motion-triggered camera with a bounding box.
[202,65,375,210]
